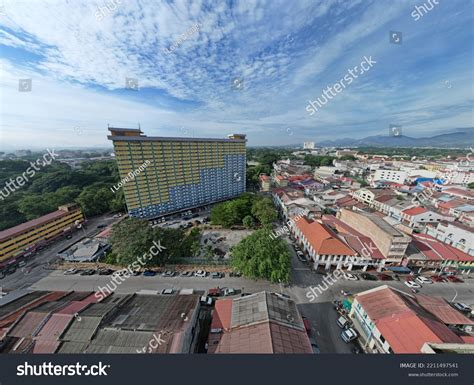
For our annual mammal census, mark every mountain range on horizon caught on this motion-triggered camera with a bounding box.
[316,128,474,149]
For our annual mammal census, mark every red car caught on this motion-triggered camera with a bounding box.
[208,288,221,297]
[447,275,464,283]
[430,275,448,283]
[302,316,312,335]
[377,274,393,281]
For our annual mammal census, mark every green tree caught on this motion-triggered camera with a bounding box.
[231,228,291,283]
[251,197,277,225]
[76,184,114,216]
[468,182,474,189]
[243,215,255,229]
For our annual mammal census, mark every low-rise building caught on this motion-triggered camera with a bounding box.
[0,204,84,265]
[425,221,474,256]
[349,286,470,354]
[207,292,312,354]
[259,174,271,192]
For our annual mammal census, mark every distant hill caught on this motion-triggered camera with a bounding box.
[318,128,474,148]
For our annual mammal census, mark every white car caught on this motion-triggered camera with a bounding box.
[64,268,78,275]
[404,280,421,289]
[341,328,358,343]
[415,276,432,285]
[194,270,207,277]
[343,272,358,281]
[336,316,349,329]
[453,302,472,313]
[223,288,236,296]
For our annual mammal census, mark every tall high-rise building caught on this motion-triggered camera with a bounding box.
[108,128,246,219]
[303,142,315,149]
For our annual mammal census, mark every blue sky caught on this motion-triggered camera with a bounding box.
[0,0,473,150]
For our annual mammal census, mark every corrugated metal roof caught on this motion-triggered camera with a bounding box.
[36,313,73,341]
[61,316,102,342]
[32,340,60,353]
[57,341,89,353]
[8,311,49,338]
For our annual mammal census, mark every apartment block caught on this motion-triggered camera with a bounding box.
[0,204,84,263]
[108,128,246,219]
[337,208,411,262]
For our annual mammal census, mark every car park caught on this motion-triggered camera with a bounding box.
[64,268,78,275]
[194,270,207,277]
[415,276,432,284]
[80,269,95,276]
[343,272,358,281]
[161,289,174,295]
[336,316,350,329]
[360,273,377,281]
[143,270,157,276]
[404,280,421,289]
[453,302,472,313]
[341,328,358,343]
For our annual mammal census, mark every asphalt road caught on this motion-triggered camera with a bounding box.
[0,214,120,293]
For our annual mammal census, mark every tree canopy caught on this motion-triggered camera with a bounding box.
[231,228,291,283]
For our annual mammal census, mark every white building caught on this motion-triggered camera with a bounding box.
[371,170,408,184]
[303,142,315,149]
[425,221,474,256]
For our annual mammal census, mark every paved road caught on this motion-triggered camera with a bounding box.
[0,214,120,293]
[282,235,474,353]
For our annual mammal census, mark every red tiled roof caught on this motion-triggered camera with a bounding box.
[259,175,269,181]
[403,207,428,216]
[412,234,474,262]
[211,299,233,330]
[296,217,356,256]
[356,287,463,353]
[415,295,474,326]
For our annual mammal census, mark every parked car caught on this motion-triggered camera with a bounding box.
[64,268,78,275]
[180,271,193,277]
[200,296,214,306]
[404,280,421,289]
[208,288,221,297]
[431,275,448,283]
[415,276,432,284]
[143,270,157,276]
[161,271,176,277]
[341,328,358,343]
[336,316,350,329]
[447,275,464,283]
[274,292,291,300]
[229,272,241,277]
[96,224,107,229]
[161,288,174,295]
[98,268,114,275]
[223,288,236,296]
[302,317,311,334]
[360,273,377,281]
[377,273,393,281]
[194,270,207,277]
[211,272,223,279]
[80,269,95,276]
[452,302,472,313]
[296,251,306,261]
[343,272,358,281]
[309,337,321,354]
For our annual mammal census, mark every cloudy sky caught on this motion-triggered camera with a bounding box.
[0,0,472,150]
